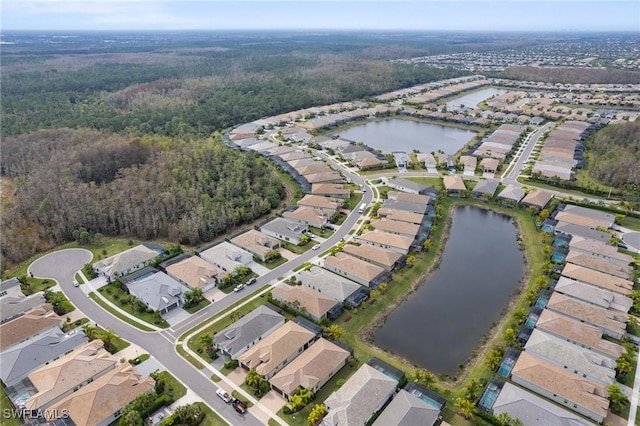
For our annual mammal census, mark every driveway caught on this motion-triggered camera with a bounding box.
[29,248,93,286]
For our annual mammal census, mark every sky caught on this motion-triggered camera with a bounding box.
[2,0,639,32]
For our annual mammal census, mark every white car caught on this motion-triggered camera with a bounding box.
[233,284,244,292]
[216,388,232,403]
[312,244,321,250]
[72,280,79,287]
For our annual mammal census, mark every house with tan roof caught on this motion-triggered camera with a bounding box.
[370,219,420,239]
[442,175,466,195]
[562,205,616,229]
[311,183,352,199]
[16,340,117,413]
[304,171,343,184]
[546,293,627,339]
[269,338,350,400]
[230,229,280,262]
[271,284,342,322]
[322,364,398,426]
[356,230,413,255]
[283,207,328,229]
[565,250,632,279]
[480,157,500,173]
[0,304,62,351]
[297,194,343,215]
[93,243,167,280]
[510,351,609,423]
[342,244,403,272]
[520,189,553,212]
[555,211,613,230]
[554,276,632,313]
[535,309,623,361]
[45,363,155,426]
[561,263,633,295]
[386,191,432,205]
[524,329,616,385]
[238,321,318,379]
[377,208,425,225]
[296,267,363,305]
[164,254,227,292]
[568,236,633,265]
[323,252,389,288]
[355,156,389,170]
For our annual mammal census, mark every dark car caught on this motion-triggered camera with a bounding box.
[232,399,247,414]
[246,277,257,286]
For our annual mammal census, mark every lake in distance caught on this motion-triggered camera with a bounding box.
[334,119,476,155]
[374,205,525,375]
[445,87,508,110]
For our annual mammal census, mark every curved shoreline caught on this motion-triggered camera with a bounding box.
[362,201,532,388]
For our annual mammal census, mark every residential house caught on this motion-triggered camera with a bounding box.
[198,241,253,274]
[370,219,420,239]
[124,270,188,313]
[372,388,442,426]
[238,321,318,379]
[497,185,526,206]
[568,236,633,265]
[44,363,155,426]
[355,156,389,170]
[260,218,308,245]
[472,179,499,199]
[480,157,500,173]
[510,351,609,423]
[297,194,343,215]
[0,304,62,351]
[342,244,403,272]
[560,205,616,229]
[459,155,477,174]
[520,190,553,212]
[546,293,627,339]
[230,229,281,262]
[1,292,46,324]
[311,183,351,199]
[443,175,468,196]
[382,199,429,215]
[1,328,88,388]
[386,191,432,205]
[416,152,437,169]
[0,277,21,298]
[271,284,342,322]
[554,222,610,243]
[357,230,413,255]
[304,171,343,184]
[382,177,429,195]
[283,207,329,229]
[323,252,389,288]
[555,211,614,230]
[554,276,632,313]
[322,364,398,426]
[561,263,633,295]
[296,266,363,304]
[269,338,350,400]
[93,243,167,280]
[377,209,425,225]
[214,305,285,359]
[163,254,227,292]
[524,329,616,385]
[492,382,593,426]
[564,250,632,280]
[16,340,117,413]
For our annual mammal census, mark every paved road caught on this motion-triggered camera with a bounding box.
[503,122,555,185]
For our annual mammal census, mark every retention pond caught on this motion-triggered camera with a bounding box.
[374,205,525,375]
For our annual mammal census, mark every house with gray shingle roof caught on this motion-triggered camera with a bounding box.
[497,185,526,206]
[1,292,46,324]
[93,243,167,280]
[296,267,362,303]
[125,270,189,313]
[472,179,499,199]
[372,388,441,426]
[322,364,398,426]
[260,217,308,246]
[214,305,285,359]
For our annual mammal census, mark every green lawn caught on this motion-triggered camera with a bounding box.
[129,353,150,365]
[517,177,609,200]
[89,326,130,354]
[184,298,211,314]
[231,391,253,408]
[344,192,363,210]
[308,226,333,238]
[62,317,89,332]
[1,382,21,426]
[98,284,170,328]
[88,292,155,332]
[194,401,230,426]
[154,370,187,401]
[618,215,640,232]
[176,345,205,369]
[254,255,289,270]
[404,176,444,190]
[281,240,314,254]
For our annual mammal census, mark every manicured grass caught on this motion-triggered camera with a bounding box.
[517,177,609,200]
[98,284,170,328]
[404,176,444,189]
[1,382,21,426]
[129,353,150,365]
[211,374,221,383]
[89,326,130,354]
[231,391,253,408]
[618,215,640,232]
[46,291,75,315]
[62,317,89,332]
[268,419,280,426]
[344,192,363,210]
[219,364,237,377]
[308,226,333,238]
[184,298,211,314]
[88,292,155,332]
[194,401,230,426]
[154,370,187,400]
[254,255,289,270]
[19,278,56,296]
[281,241,314,254]
[176,345,205,369]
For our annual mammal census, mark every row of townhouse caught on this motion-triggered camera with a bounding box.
[0,279,153,426]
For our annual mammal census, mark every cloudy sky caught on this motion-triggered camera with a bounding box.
[2,0,639,32]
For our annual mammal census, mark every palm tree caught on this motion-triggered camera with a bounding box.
[406,255,416,267]
[199,333,214,354]
[245,369,262,389]
[454,397,476,419]
[307,404,327,426]
[464,378,483,401]
[325,324,344,341]
[607,384,628,411]
[101,328,117,352]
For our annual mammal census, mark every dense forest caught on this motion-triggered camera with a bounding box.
[499,66,640,84]
[587,121,640,193]
[1,129,286,264]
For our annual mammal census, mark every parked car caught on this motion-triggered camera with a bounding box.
[232,399,247,414]
[312,244,321,250]
[72,280,79,287]
[234,284,244,292]
[246,277,257,286]
[216,388,232,403]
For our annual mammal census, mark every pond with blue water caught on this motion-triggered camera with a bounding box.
[373,205,525,375]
